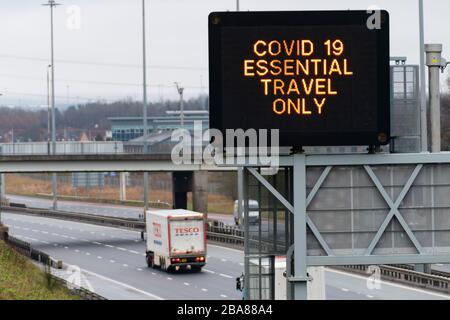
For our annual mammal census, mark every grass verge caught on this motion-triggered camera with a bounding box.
[0,240,79,300]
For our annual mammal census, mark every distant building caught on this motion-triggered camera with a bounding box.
[109,111,209,142]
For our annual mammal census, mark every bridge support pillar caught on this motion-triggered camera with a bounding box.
[119,172,127,202]
[172,171,192,209]
[192,171,208,217]
[0,173,4,197]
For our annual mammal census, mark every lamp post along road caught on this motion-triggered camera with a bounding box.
[418,0,428,152]
[43,0,60,210]
[142,0,149,212]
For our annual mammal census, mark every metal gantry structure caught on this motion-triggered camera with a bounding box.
[239,152,450,300]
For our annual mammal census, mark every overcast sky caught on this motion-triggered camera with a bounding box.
[0,0,449,107]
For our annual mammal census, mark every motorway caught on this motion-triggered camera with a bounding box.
[2,210,450,300]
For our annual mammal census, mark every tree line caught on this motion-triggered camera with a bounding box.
[0,95,208,142]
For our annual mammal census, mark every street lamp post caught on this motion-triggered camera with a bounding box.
[43,0,61,210]
[47,64,52,152]
[175,82,184,127]
[418,0,428,152]
[142,0,149,212]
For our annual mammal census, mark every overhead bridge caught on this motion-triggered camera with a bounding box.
[0,154,235,173]
[0,154,235,213]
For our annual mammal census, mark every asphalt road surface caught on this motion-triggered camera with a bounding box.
[2,212,450,300]
[6,194,235,225]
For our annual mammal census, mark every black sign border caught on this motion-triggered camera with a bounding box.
[208,10,390,147]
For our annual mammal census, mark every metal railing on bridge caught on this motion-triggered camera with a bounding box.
[0,141,124,155]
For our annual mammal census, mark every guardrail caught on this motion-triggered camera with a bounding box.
[3,204,145,232]
[207,223,244,247]
[335,264,450,294]
[5,235,105,300]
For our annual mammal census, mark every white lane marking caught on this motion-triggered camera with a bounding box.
[86,252,91,256]
[75,249,80,253]
[92,241,102,245]
[64,246,69,249]
[367,294,374,299]
[239,263,244,266]
[151,272,156,275]
[201,288,208,292]
[203,269,216,274]
[137,268,143,271]
[97,256,103,259]
[110,260,115,263]
[184,282,190,286]
[341,288,349,292]
[105,245,115,248]
[207,244,243,254]
[117,247,127,252]
[74,267,163,300]
[220,294,227,298]
[167,277,173,280]
[221,259,227,262]
[326,268,450,299]
[42,231,49,234]
[128,250,140,254]
[219,273,233,279]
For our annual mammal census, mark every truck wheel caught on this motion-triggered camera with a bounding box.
[146,254,154,268]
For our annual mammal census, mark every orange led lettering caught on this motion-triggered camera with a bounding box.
[328,59,342,75]
[302,79,314,95]
[283,40,295,56]
[273,99,285,115]
[314,98,326,114]
[273,79,285,95]
[315,78,326,95]
[256,60,269,76]
[268,40,281,56]
[244,60,255,76]
[302,40,314,56]
[284,59,295,76]
[296,60,309,75]
[327,79,337,95]
[287,79,300,95]
[270,60,282,76]
[260,79,272,95]
[253,40,267,57]
[310,59,321,75]
[344,59,353,75]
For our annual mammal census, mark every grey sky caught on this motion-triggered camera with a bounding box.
[0,0,449,107]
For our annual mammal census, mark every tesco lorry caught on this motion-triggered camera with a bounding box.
[145,209,207,272]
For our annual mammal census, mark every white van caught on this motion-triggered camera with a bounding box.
[233,199,260,226]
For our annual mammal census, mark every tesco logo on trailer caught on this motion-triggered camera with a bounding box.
[153,222,162,238]
[175,227,200,236]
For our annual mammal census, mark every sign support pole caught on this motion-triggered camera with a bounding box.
[291,153,308,300]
